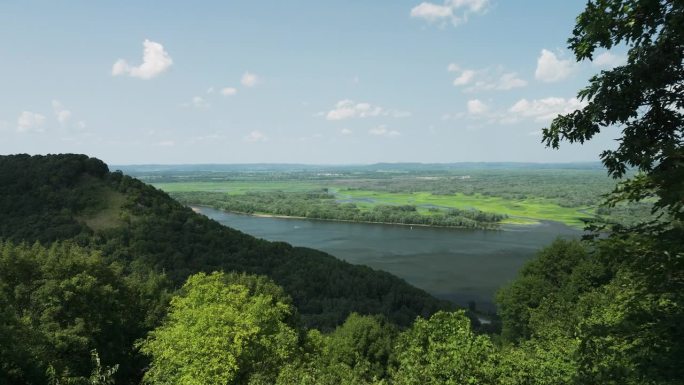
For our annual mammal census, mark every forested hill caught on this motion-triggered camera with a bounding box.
[0,154,448,329]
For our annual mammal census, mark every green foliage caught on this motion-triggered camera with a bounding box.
[497,235,684,384]
[390,311,498,385]
[496,239,611,342]
[138,272,299,385]
[326,314,397,381]
[275,328,385,385]
[497,337,578,385]
[0,241,146,384]
[544,0,684,222]
[0,154,107,243]
[536,1,684,383]
[571,241,684,385]
[47,350,119,385]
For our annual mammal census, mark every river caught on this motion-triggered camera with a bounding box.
[196,207,581,311]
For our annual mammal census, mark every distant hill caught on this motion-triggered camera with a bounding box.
[0,154,449,329]
[114,161,606,175]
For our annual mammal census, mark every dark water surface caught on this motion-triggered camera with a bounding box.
[197,207,581,310]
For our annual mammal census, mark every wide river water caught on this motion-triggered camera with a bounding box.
[197,207,581,310]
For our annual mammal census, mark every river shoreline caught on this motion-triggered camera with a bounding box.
[189,205,517,231]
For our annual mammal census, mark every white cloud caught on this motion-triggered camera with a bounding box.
[535,49,575,82]
[51,100,72,125]
[156,140,175,147]
[221,87,238,96]
[467,99,488,114]
[184,96,210,109]
[324,100,410,121]
[453,70,476,86]
[206,87,215,94]
[244,130,268,142]
[444,96,586,125]
[112,39,173,80]
[496,73,528,90]
[411,2,453,22]
[17,111,46,133]
[592,51,627,69]
[369,125,401,137]
[508,97,586,122]
[410,0,489,26]
[340,128,353,135]
[241,72,259,87]
[448,63,527,91]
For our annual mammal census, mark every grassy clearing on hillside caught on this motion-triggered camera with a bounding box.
[78,189,128,231]
[153,181,592,228]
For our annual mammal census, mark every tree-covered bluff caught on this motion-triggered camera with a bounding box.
[0,153,449,329]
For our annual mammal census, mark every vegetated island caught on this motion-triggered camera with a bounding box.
[173,190,508,230]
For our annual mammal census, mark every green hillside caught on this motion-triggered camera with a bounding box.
[0,154,448,329]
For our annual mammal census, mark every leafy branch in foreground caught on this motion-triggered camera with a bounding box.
[543,0,684,225]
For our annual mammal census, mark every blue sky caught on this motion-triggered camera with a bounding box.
[0,1,626,164]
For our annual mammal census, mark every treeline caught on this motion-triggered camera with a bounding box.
[170,190,506,229]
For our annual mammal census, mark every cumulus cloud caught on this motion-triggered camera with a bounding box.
[496,73,528,90]
[410,0,489,26]
[17,111,46,133]
[453,70,477,86]
[535,49,575,82]
[448,64,527,91]
[112,39,173,80]
[443,96,586,126]
[508,97,586,122]
[241,72,259,87]
[244,130,268,142]
[51,100,72,125]
[592,51,627,69]
[221,87,237,96]
[156,140,175,147]
[340,128,353,135]
[467,99,488,114]
[411,2,453,22]
[324,100,410,121]
[369,125,401,137]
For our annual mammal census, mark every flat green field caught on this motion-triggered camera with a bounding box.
[153,181,593,228]
[339,190,591,227]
